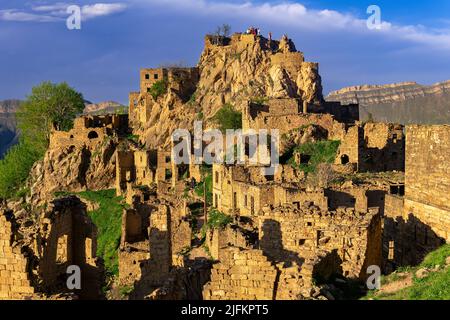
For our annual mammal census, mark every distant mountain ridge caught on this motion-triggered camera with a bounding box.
[84,101,127,115]
[326,80,450,124]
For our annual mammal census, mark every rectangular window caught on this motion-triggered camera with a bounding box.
[388,241,395,260]
[154,73,159,79]
[145,74,150,80]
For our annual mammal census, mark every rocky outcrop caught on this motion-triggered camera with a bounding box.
[326,81,450,124]
[28,137,118,205]
[134,34,325,148]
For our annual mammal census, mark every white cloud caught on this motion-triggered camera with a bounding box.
[0,2,127,23]
[81,3,128,20]
[137,0,450,50]
[0,9,61,22]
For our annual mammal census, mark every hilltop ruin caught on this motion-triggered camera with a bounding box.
[0,32,448,300]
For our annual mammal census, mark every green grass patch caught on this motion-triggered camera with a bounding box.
[77,189,126,276]
[363,244,450,300]
[212,103,242,133]
[289,140,340,173]
[420,244,450,268]
[206,209,232,229]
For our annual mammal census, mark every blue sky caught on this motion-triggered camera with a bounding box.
[1,0,450,104]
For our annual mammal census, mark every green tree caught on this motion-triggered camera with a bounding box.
[17,81,85,152]
[0,82,84,198]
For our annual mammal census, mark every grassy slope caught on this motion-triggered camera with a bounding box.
[364,244,450,300]
[288,140,340,173]
[77,189,127,276]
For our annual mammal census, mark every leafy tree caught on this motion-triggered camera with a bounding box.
[212,103,242,133]
[0,140,41,198]
[17,81,85,152]
[0,82,84,198]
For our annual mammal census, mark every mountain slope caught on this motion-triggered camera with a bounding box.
[0,100,21,158]
[326,81,450,124]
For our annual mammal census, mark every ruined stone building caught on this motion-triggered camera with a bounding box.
[0,197,103,300]
[2,32,448,301]
[383,125,450,272]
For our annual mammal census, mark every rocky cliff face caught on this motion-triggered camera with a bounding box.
[135,34,324,148]
[28,137,118,205]
[0,100,21,158]
[326,81,450,124]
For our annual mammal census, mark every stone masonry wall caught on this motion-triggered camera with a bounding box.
[405,125,450,242]
[0,212,35,300]
[203,247,277,300]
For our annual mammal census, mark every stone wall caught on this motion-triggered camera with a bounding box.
[203,247,277,300]
[258,204,382,280]
[36,197,101,299]
[359,123,405,172]
[0,212,35,300]
[405,125,450,213]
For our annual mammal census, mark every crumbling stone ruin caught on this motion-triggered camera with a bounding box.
[1,32,449,300]
[0,197,103,300]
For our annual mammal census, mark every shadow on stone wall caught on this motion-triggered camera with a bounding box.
[383,213,445,274]
[259,219,304,267]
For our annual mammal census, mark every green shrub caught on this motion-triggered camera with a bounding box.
[212,103,242,133]
[206,209,232,229]
[194,173,213,205]
[148,80,168,100]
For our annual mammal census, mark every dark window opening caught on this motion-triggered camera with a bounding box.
[165,169,172,180]
[341,154,349,165]
[88,131,99,139]
[300,154,311,164]
[145,74,150,80]
[154,74,159,79]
